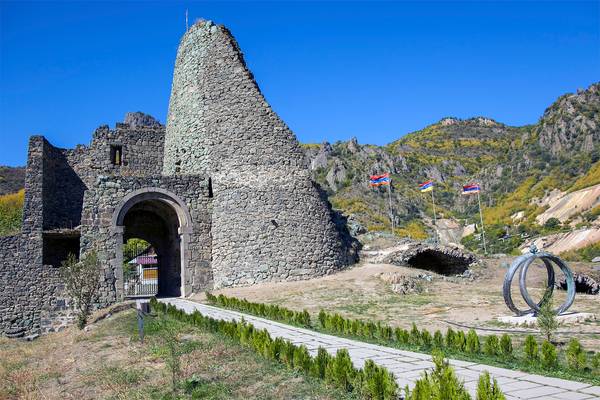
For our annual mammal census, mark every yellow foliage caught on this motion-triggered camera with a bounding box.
[569,161,600,192]
[395,220,428,239]
[483,177,540,225]
[0,189,24,236]
[300,143,321,150]
[330,197,370,215]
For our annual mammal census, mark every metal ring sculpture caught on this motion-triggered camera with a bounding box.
[503,249,576,316]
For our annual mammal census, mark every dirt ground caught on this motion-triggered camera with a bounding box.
[195,250,600,349]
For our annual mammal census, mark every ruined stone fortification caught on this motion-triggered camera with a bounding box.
[0,20,357,338]
[164,22,353,287]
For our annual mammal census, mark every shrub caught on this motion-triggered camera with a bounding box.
[541,340,558,369]
[60,251,102,329]
[325,348,356,392]
[523,335,538,362]
[433,330,444,349]
[445,327,456,348]
[318,309,327,327]
[410,323,421,345]
[206,292,312,328]
[544,217,561,230]
[395,328,409,344]
[591,353,600,372]
[500,334,513,358]
[484,335,500,356]
[455,331,467,351]
[476,371,506,400]
[293,345,313,373]
[421,329,432,348]
[360,359,398,400]
[404,351,471,400]
[0,189,24,236]
[310,347,331,379]
[154,318,183,392]
[466,329,481,354]
[566,339,586,371]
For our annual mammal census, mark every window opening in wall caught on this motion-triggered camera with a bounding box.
[43,233,80,267]
[110,145,123,166]
[208,177,213,198]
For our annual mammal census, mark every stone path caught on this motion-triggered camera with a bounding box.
[160,298,600,400]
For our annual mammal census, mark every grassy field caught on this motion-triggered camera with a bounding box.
[0,309,358,400]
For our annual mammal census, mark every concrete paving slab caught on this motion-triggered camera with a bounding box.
[160,298,600,400]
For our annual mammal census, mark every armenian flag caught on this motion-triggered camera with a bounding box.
[369,173,390,186]
[462,183,481,195]
[419,180,433,192]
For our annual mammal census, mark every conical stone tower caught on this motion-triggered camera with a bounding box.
[163,21,356,288]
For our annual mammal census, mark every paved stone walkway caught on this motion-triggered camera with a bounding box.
[161,298,600,400]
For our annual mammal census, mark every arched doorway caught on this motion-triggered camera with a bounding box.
[111,188,192,299]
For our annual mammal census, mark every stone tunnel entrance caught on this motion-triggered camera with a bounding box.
[405,249,474,276]
[112,188,192,300]
[122,200,181,297]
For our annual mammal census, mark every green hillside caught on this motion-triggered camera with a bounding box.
[305,83,600,253]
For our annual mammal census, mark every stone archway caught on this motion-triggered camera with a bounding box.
[111,188,192,300]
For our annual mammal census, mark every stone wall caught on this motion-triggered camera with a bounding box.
[163,21,358,287]
[0,234,65,337]
[80,175,213,305]
[2,116,170,337]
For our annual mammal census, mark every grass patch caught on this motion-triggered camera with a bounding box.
[0,309,360,400]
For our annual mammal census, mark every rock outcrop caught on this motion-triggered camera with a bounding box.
[383,242,477,276]
[557,272,599,295]
[537,83,600,155]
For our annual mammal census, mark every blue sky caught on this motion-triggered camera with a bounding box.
[1,1,599,166]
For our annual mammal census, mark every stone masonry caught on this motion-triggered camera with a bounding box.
[163,21,356,287]
[0,20,357,337]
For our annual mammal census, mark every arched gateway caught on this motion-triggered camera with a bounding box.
[111,188,193,299]
[0,20,357,337]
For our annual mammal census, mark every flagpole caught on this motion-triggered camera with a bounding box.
[431,187,438,244]
[387,181,394,235]
[477,190,487,255]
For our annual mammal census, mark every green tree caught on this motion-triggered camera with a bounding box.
[541,340,558,369]
[360,359,398,400]
[523,335,538,363]
[499,334,513,358]
[404,351,471,400]
[466,329,480,354]
[476,371,506,400]
[544,217,561,230]
[537,297,558,342]
[484,335,500,356]
[566,339,586,371]
[60,251,102,329]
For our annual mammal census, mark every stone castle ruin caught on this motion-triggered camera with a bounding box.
[0,21,357,337]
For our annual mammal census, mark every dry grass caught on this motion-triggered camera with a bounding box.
[0,310,357,400]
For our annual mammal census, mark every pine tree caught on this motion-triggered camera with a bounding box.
[466,329,481,354]
[566,339,586,371]
[500,334,513,358]
[541,340,558,369]
[523,335,538,363]
[476,371,506,400]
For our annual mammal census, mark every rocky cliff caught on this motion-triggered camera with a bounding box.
[304,83,600,252]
